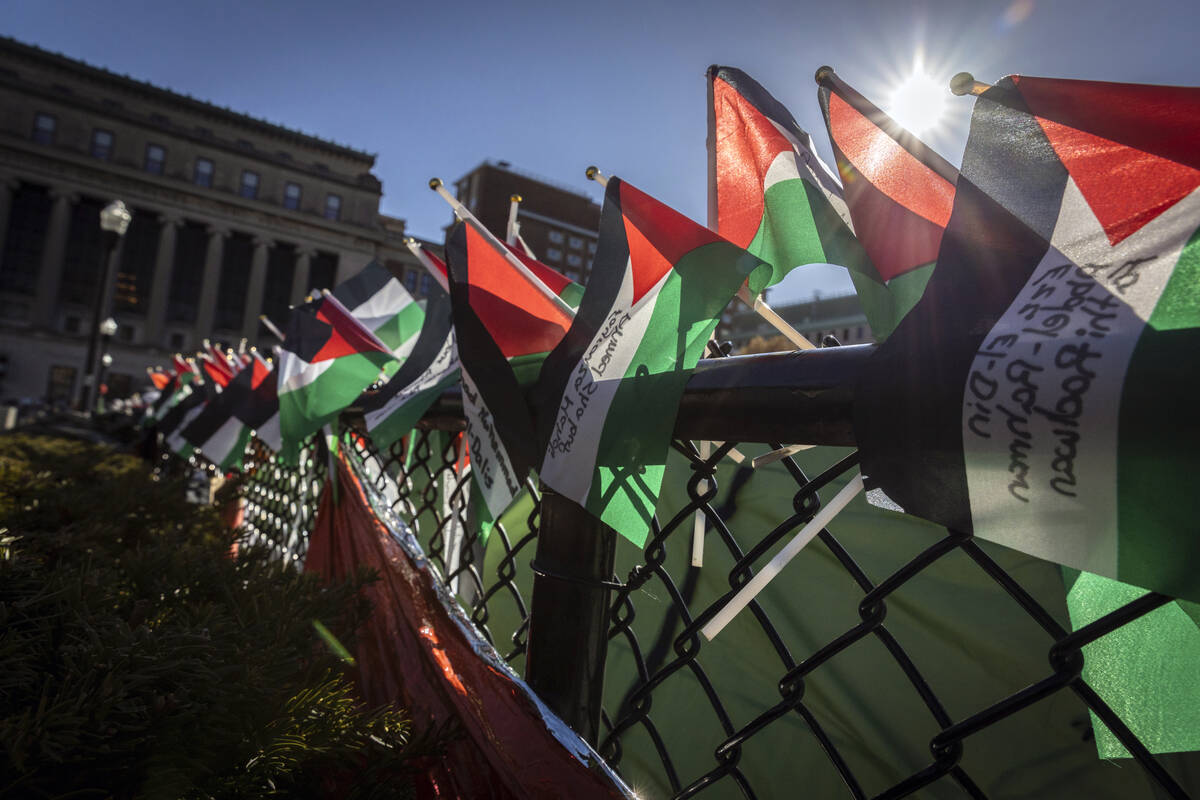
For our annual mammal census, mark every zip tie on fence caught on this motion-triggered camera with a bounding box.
[529,559,626,591]
[751,443,816,469]
[701,472,865,640]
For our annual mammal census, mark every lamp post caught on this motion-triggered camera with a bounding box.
[79,200,131,413]
[95,319,117,413]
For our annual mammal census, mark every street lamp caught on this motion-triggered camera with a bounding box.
[79,200,131,413]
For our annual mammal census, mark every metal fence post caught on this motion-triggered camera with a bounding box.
[524,485,617,746]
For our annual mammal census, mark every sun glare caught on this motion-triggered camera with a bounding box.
[887,71,948,137]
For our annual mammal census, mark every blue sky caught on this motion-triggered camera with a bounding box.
[6,0,1198,302]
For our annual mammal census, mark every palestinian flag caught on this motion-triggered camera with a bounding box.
[532,178,768,546]
[854,75,1200,602]
[361,288,460,450]
[236,352,282,452]
[277,294,397,455]
[200,353,233,388]
[152,363,199,423]
[332,261,425,375]
[708,66,864,287]
[816,68,959,339]
[180,365,259,470]
[444,220,576,520]
[162,382,212,460]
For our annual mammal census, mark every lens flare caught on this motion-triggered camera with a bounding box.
[887,71,948,137]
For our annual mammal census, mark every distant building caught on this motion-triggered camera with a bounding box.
[722,291,873,351]
[452,160,601,284]
[0,36,424,403]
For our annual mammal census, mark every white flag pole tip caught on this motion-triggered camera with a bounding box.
[701,473,865,641]
[949,71,991,97]
[585,165,609,187]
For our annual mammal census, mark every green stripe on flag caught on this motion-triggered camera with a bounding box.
[586,242,758,544]
[1117,223,1200,599]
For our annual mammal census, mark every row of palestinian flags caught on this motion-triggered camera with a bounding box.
[146,65,1199,615]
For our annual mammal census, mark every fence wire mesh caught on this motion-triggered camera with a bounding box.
[232,402,1196,800]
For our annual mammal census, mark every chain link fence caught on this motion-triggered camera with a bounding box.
[231,372,1196,800]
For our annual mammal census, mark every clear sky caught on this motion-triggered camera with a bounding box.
[5,0,1199,302]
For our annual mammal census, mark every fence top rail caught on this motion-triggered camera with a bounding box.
[342,344,874,446]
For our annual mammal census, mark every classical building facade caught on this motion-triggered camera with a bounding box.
[0,36,426,403]
[452,160,601,284]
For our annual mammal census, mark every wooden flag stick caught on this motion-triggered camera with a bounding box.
[403,237,451,293]
[258,314,285,341]
[701,473,864,640]
[585,165,609,188]
[692,438,712,567]
[736,285,816,350]
[429,178,575,319]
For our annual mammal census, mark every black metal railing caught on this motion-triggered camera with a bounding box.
[231,347,1195,800]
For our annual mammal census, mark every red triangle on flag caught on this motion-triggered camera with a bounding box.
[1015,76,1200,246]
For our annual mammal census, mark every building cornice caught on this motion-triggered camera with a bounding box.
[0,35,376,165]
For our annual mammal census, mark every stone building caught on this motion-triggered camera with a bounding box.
[0,36,427,403]
[452,160,601,284]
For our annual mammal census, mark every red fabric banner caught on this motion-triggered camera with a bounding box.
[305,457,628,800]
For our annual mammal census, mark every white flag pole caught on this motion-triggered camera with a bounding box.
[428,178,575,319]
[701,473,864,640]
[692,438,712,567]
[258,314,285,341]
[403,237,451,294]
[506,194,521,245]
[736,286,816,350]
[752,443,816,469]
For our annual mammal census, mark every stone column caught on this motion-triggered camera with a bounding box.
[0,175,18,267]
[290,246,314,306]
[241,235,272,340]
[193,224,229,342]
[143,212,181,346]
[33,187,77,328]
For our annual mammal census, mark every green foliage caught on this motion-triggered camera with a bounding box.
[0,434,430,799]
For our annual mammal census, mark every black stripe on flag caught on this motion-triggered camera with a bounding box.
[709,65,813,147]
[237,366,279,429]
[531,178,632,451]
[182,367,252,447]
[332,260,392,313]
[362,289,453,411]
[444,222,538,476]
[281,300,331,363]
[852,79,1068,531]
[159,383,210,437]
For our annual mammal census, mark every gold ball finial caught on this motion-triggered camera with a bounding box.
[814,66,835,86]
[403,236,416,244]
[510,194,522,203]
[949,72,977,96]
[428,177,442,190]
[585,166,599,181]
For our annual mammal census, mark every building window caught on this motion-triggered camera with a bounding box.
[419,273,433,296]
[545,247,562,262]
[46,365,76,404]
[194,157,214,187]
[91,129,114,160]
[568,235,583,250]
[403,270,418,292]
[32,112,56,144]
[323,193,341,220]
[64,315,82,334]
[547,230,564,244]
[283,182,302,210]
[117,325,135,342]
[856,326,864,339]
[566,253,582,268]
[145,143,166,175]
[587,241,597,254]
[240,170,259,199]
[169,332,185,350]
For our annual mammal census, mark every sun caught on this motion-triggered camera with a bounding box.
[887,71,948,137]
